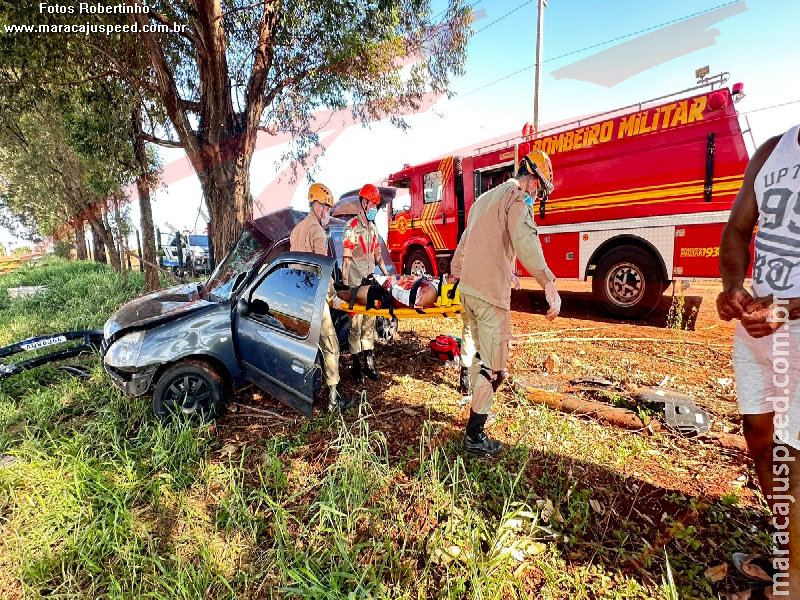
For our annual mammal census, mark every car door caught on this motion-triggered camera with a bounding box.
[233,253,334,417]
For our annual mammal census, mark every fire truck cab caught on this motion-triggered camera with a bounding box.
[386,76,750,319]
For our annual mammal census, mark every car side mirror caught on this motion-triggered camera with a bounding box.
[250,298,270,315]
[236,298,250,317]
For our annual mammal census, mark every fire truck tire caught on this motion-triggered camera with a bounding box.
[404,248,433,276]
[592,246,665,320]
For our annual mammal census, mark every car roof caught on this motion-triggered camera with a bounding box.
[246,208,347,252]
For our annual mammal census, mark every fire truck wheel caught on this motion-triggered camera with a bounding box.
[592,246,665,320]
[404,248,433,276]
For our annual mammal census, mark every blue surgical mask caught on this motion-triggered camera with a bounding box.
[366,207,378,221]
[523,194,534,206]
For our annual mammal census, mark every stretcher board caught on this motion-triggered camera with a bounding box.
[329,280,461,319]
[329,301,462,319]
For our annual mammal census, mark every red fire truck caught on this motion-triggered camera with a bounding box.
[385,75,750,318]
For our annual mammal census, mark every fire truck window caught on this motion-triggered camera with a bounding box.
[476,165,515,198]
[392,187,411,215]
[423,170,443,204]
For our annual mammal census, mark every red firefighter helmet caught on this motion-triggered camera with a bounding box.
[519,149,554,197]
[308,183,334,208]
[358,183,381,206]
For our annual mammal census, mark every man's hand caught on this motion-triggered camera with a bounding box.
[510,273,522,290]
[716,286,753,321]
[741,295,785,338]
[330,297,344,310]
[544,281,561,321]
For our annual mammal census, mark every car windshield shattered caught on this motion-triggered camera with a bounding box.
[200,231,264,302]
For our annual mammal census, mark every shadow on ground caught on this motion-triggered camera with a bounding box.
[516,288,704,330]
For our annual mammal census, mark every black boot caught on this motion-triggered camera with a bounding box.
[363,349,379,381]
[458,365,470,395]
[328,385,356,413]
[351,352,364,384]
[464,410,503,456]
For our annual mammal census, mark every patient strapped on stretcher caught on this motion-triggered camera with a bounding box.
[336,274,442,309]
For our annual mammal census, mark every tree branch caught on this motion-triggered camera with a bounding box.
[244,0,279,130]
[180,98,202,112]
[47,70,117,87]
[143,6,203,47]
[85,41,163,96]
[218,0,269,21]
[129,9,201,155]
[139,132,184,148]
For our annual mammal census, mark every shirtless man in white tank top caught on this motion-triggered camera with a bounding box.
[718,125,800,600]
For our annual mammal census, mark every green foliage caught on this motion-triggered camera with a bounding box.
[52,239,73,258]
[0,258,146,342]
[2,0,471,253]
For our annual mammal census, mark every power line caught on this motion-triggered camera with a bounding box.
[474,0,534,35]
[454,0,744,99]
[543,0,742,63]
[740,98,800,116]
[456,64,536,99]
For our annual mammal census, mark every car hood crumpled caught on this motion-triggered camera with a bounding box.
[103,282,214,340]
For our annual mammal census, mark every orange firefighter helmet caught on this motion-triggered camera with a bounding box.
[519,149,554,197]
[308,183,334,208]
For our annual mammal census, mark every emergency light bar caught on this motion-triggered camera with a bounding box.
[731,82,745,102]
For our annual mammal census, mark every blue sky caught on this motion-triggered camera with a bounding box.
[442,0,799,146]
[4,0,800,249]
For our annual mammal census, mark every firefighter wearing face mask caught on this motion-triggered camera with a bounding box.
[450,149,562,457]
[342,183,389,383]
[290,183,355,413]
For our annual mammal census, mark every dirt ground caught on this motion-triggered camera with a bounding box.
[219,280,770,597]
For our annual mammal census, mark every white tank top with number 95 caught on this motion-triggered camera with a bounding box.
[752,124,800,299]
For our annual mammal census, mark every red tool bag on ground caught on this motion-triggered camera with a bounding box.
[429,335,460,362]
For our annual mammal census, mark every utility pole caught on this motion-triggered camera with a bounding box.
[534,0,547,133]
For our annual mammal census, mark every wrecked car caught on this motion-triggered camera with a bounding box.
[2,209,396,420]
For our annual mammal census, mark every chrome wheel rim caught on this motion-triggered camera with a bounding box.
[605,262,645,307]
[410,259,428,276]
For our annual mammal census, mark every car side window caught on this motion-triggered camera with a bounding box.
[249,262,321,338]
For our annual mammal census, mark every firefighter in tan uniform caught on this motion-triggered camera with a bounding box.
[290,183,355,413]
[342,183,389,383]
[451,149,562,456]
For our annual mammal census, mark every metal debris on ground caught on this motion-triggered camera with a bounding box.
[632,386,711,436]
[568,376,614,387]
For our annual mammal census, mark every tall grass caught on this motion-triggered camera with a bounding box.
[0,259,748,599]
[0,258,153,345]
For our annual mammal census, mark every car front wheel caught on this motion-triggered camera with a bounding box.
[152,360,224,421]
